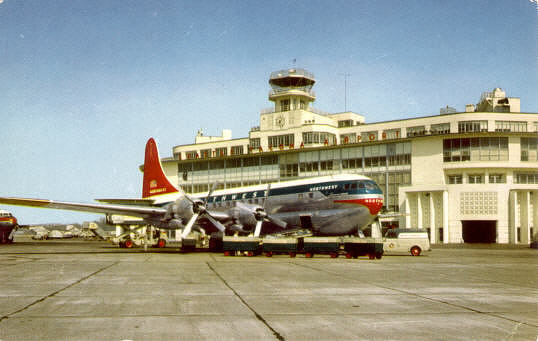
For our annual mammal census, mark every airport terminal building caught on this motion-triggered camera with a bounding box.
[160,68,538,245]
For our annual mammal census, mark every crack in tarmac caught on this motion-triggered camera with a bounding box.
[293,262,538,328]
[0,261,119,323]
[206,261,285,341]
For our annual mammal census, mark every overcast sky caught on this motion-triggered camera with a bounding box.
[1,0,537,224]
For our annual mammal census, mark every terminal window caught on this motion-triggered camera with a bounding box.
[268,134,294,147]
[215,147,227,157]
[443,137,508,162]
[430,123,450,135]
[489,174,505,183]
[515,173,538,184]
[302,132,336,145]
[338,120,353,128]
[458,120,488,133]
[521,137,538,161]
[249,138,261,149]
[448,175,463,184]
[383,128,401,140]
[406,125,426,137]
[231,145,244,155]
[468,174,484,184]
[495,121,527,132]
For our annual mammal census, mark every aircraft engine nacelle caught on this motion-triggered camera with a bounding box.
[167,219,184,229]
[227,205,258,233]
[166,197,194,221]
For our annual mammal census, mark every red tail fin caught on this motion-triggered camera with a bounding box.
[142,138,179,198]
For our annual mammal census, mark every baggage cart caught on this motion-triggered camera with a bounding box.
[342,237,384,259]
[222,236,262,256]
[262,237,298,257]
[303,237,340,258]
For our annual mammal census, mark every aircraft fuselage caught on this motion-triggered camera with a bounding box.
[182,174,383,236]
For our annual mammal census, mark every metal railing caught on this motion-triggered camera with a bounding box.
[270,68,315,80]
[269,88,315,97]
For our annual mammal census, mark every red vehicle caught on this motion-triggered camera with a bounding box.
[0,209,18,244]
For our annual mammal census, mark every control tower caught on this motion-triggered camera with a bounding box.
[268,68,316,112]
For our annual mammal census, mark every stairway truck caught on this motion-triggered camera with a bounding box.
[343,237,384,259]
[303,237,340,258]
[222,236,262,256]
[262,237,298,257]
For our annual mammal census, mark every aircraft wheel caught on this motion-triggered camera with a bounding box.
[124,240,134,249]
[118,241,125,248]
[410,246,421,256]
[375,253,383,259]
[157,238,166,248]
[305,252,313,258]
[368,254,375,260]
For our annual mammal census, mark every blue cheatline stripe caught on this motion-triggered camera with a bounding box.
[203,179,382,203]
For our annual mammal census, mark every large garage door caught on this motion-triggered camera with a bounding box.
[461,220,497,243]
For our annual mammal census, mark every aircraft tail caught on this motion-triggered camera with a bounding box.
[142,138,180,198]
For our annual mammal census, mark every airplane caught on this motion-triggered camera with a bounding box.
[0,138,384,247]
[0,209,18,244]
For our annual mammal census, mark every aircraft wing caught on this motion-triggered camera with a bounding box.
[0,197,167,219]
[95,198,156,206]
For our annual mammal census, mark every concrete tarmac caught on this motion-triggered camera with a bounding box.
[0,238,536,340]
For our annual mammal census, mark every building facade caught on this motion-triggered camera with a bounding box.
[160,68,538,245]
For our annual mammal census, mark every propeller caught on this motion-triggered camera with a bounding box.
[236,183,287,237]
[180,182,225,238]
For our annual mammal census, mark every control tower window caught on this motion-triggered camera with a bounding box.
[281,99,290,112]
[300,100,306,110]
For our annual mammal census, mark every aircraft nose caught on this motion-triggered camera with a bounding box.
[333,197,384,215]
[364,197,383,215]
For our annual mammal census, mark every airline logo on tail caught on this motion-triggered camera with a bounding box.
[142,138,179,198]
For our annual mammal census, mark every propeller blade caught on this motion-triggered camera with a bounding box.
[181,212,199,238]
[253,219,263,237]
[204,182,219,205]
[205,214,226,232]
[183,194,195,204]
[266,215,287,229]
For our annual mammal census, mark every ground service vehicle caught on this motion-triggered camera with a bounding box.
[383,229,431,256]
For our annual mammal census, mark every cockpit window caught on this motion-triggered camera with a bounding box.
[355,180,382,194]
[364,180,378,191]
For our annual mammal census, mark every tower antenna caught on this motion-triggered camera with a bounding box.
[339,73,351,112]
